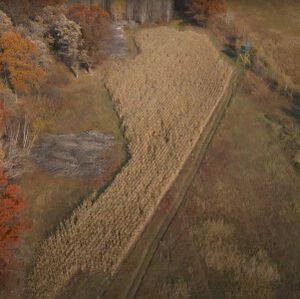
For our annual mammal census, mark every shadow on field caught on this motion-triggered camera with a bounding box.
[282,95,300,124]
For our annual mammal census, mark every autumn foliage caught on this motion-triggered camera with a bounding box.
[186,0,226,22]
[50,14,87,77]
[0,31,46,95]
[0,168,28,281]
[67,4,112,64]
[0,0,67,21]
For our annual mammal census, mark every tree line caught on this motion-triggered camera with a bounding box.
[72,0,225,23]
[0,0,113,284]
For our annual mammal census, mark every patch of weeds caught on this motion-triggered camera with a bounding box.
[174,20,187,31]
[221,44,237,59]
[159,277,190,299]
[293,200,300,217]
[293,151,300,172]
[263,114,283,131]
[192,219,280,299]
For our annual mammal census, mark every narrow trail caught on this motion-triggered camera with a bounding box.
[102,71,239,299]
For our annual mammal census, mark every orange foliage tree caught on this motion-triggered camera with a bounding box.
[0,168,28,281]
[186,0,226,22]
[67,4,112,64]
[0,0,67,21]
[207,0,226,15]
[0,31,46,95]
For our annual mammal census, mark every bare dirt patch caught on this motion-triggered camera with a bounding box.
[32,131,115,177]
[27,26,234,298]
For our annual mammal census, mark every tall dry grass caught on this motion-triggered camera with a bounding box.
[193,219,280,298]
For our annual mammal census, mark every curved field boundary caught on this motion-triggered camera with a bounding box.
[27,27,234,298]
[102,67,238,299]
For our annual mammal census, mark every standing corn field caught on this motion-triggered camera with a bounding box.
[27,27,234,298]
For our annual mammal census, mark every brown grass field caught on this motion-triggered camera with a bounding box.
[26,27,234,298]
[136,71,300,299]
[225,0,300,91]
[134,2,300,296]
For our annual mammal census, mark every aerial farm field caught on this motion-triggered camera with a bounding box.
[0,1,299,299]
[135,72,300,299]
[132,1,300,298]
[27,26,234,298]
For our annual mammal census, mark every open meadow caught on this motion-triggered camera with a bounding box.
[224,0,300,91]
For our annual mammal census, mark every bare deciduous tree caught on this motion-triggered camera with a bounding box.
[4,115,40,178]
[50,14,88,77]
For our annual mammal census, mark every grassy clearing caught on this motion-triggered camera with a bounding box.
[21,61,127,242]
[24,62,124,141]
[2,60,127,298]
[22,63,127,233]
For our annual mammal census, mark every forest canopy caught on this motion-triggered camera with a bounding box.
[0,0,67,21]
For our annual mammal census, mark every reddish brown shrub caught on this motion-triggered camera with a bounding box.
[186,0,226,23]
[67,4,112,64]
[0,168,28,282]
